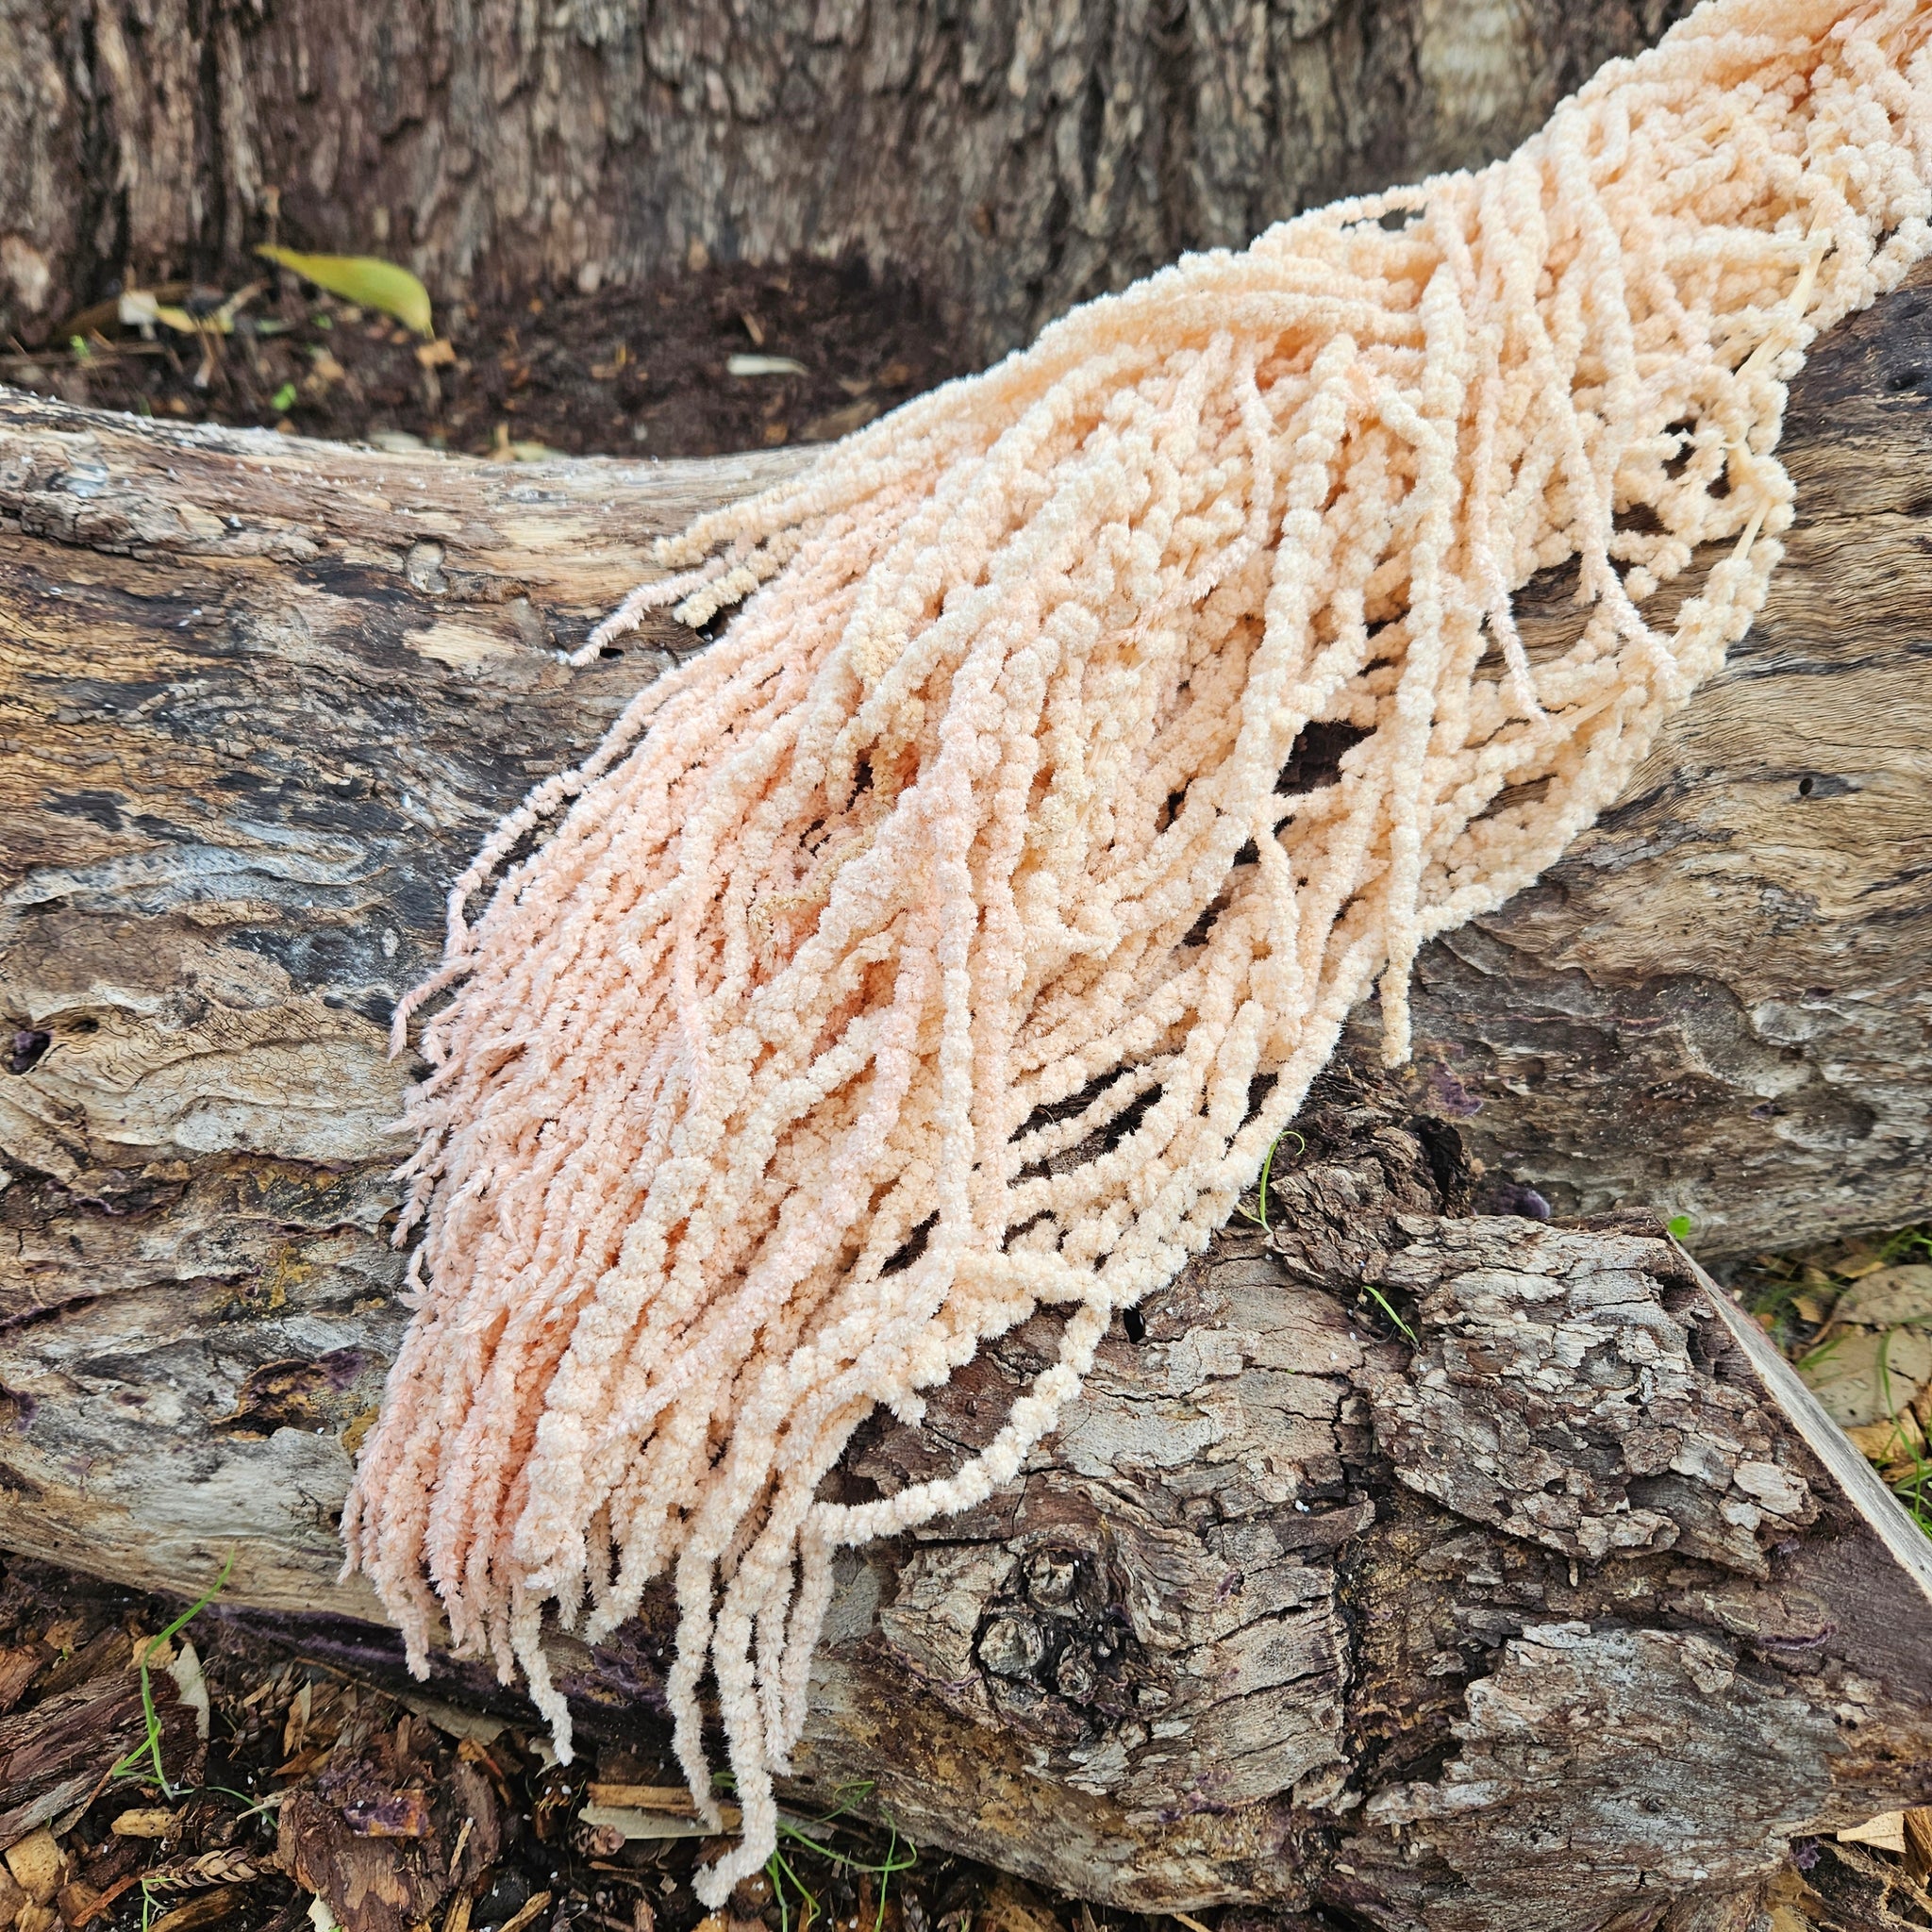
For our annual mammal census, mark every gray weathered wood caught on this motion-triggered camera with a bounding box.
[5,272,1932,1257]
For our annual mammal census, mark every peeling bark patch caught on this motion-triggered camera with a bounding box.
[1368,1223,1815,1574]
[1364,1623,1840,1931]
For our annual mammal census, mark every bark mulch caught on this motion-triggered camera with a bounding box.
[0,1553,1140,1932]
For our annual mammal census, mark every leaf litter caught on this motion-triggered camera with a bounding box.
[0,1555,1204,1932]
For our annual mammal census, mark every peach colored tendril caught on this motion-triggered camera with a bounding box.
[344,0,1932,1902]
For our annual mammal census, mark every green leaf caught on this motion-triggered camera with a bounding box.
[1666,1214,1691,1241]
[256,246,433,337]
[271,381,298,413]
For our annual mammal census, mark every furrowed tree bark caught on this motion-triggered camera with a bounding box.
[1,263,1931,1930]
[0,0,1691,360]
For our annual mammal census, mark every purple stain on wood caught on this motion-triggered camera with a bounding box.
[341,1790,433,1839]
[1486,1181,1553,1222]
[5,1030,51,1075]
[317,1347,370,1390]
[1424,1062,1482,1118]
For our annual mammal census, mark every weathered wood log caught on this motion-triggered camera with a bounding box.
[1,264,1931,1929]
[10,1083,1932,1932]
[4,274,1931,1249]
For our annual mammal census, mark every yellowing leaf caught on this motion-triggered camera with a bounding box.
[257,246,433,337]
[154,305,232,335]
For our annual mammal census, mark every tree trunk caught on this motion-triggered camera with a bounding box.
[0,0,1690,359]
[1,261,1931,1928]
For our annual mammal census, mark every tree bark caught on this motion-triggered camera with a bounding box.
[1,262,1931,1928]
[0,0,1690,359]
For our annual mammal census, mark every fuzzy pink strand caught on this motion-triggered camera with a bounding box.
[344,0,1932,1902]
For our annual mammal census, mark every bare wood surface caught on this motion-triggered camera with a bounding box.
[1,267,1931,1928]
[1,270,1928,1255]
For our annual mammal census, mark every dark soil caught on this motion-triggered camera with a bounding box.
[1,257,969,460]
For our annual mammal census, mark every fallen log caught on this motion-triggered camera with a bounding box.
[1,260,1930,1931]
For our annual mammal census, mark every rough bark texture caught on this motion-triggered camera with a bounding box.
[14,1099,1932,1932]
[1368,264,1932,1252]
[0,0,1690,358]
[0,1657,193,1846]
[2,268,1932,1928]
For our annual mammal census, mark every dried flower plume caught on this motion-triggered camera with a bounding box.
[345,0,1932,1900]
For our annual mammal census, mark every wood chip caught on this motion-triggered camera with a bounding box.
[146,1887,251,1932]
[5,1829,65,1906]
[0,1645,45,1715]
[1840,1809,1907,1853]
[68,1873,140,1926]
[493,1891,552,1932]
[57,1878,102,1926]
[1905,1806,1932,1876]
[583,1785,705,1813]
[977,1877,1062,1932]
[109,1809,176,1839]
